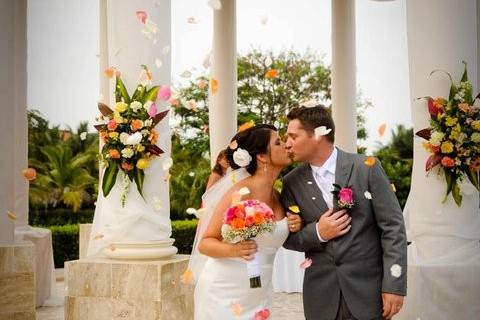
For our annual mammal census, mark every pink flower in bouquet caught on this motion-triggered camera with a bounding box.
[148,103,157,118]
[441,156,455,168]
[338,188,354,204]
[107,119,118,131]
[157,85,171,101]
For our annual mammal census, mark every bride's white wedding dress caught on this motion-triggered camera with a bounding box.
[194,217,289,319]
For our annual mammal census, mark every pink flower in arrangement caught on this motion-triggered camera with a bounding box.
[441,156,455,168]
[148,103,158,118]
[107,120,118,131]
[157,85,172,101]
[254,308,271,320]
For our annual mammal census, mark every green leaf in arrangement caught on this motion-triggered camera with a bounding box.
[442,171,454,204]
[466,169,480,191]
[115,76,131,104]
[102,162,119,197]
[451,180,462,207]
[133,168,145,198]
[143,85,160,103]
[132,85,146,102]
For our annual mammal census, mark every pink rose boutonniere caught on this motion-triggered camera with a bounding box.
[332,184,354,209]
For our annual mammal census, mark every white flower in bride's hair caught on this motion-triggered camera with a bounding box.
[301,99,318,108]
[233,148,252,168]
[314,126,332,139]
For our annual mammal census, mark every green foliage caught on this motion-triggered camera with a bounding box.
[47,220,197,268]
[374,125,414,208]
[29,208,94,226]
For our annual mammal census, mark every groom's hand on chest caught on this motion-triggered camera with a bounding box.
[316,208,352,241]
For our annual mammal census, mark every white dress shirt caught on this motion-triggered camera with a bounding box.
[310,147,338,242]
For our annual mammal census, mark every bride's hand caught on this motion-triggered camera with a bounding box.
[287,214,303,232]
[232,240,258,261]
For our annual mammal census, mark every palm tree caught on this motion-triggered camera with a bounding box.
[29,144,97,212]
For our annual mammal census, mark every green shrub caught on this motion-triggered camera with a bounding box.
[48,224,79,268]
[47,220,198,268]
[29,208,94,226]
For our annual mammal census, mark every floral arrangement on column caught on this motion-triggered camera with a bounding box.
[416,61,480,206]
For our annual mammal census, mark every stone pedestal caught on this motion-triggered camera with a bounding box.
[64,255,193,320]
[0,242,36,320]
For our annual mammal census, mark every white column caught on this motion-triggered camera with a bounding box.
[331,0,357,152]
[88,0,175,258]
[209,0,237,167]
[0,0,27,243]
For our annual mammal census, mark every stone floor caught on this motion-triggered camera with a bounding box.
[36,275,305,319]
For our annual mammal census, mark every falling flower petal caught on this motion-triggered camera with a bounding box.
[210,78,219,95]
[158,85,172,101]
[300,258,313,269]
[80,132,87,141]
[104,67,117,79]
[189,172,195,177]
[187,16,199,24]
[390,264,402,278]
[22,168,37,181]
[288,205,300,214]
[152,196,162,211]
[314,126,332,139]
[202,52,212,69]
[391,184,397,193]
[186,208,197,215]
[207,0,222,10]
[229,140,238,149]
[265,56,273,67]
[364,191,372,200]
[238,187,250,196]
[378,123,387,137]
[238,120,255,132]
[364,157,376,167]
[162,157,173,171]
[162,45,170,55]
[155,58,163,68]
[92,234,104,240]
[136,11,147,24]
[265,69,279,79]
[7,210,16,221]
[260,15,268,25]
[181,268,193,284]
[231,303,242,317]
[180,70,192,78]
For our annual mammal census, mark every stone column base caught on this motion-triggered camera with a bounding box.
[64,254,193,320]
[0,242,36,320]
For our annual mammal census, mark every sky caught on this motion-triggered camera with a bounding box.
[27,0,411,151]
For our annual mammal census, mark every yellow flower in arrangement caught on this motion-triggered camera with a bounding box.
[471,120,480,131]
[449,124,461,141]
[113,112,124,124]
[471,132,480,143]
[114,101,128,113]
[136,144,145,152]
[136,158,150,170]
[445,116,458,127]
[108,132,119,140]
[440,141,454,154]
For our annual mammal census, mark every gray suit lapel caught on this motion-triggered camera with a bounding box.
[333,148,354,211]
[301,164,329,215]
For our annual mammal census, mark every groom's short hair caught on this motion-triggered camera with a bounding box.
[287,105,335,143]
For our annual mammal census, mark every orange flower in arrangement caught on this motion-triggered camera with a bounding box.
[130,119,143,132]
[22,168,37,181]
[149,129,159,144]
[265,69,279,79]
[231,217,246,230]
[458,103,473,114]
[121,162,134,171]
[441,156,455,168]
[423,142,440,154]
[100,131,109,142]
[109,149,120,159]
[253,213,265,225]
[469,157,480,172]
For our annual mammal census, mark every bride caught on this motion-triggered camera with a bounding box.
[190,124,302,319]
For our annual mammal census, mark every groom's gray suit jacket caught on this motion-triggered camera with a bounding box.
[282,149,407,320]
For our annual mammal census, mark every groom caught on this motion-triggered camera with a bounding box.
[281,106,407,320]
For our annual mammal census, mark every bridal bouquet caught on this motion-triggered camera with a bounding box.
[221,199,276,288]
[95,66,169,206]
[416,61,480,206]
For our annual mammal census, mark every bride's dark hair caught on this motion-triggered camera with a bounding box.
[225,124,277,175]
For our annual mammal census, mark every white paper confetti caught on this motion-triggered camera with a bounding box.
[314,126,332,139]
[207,0,222,10]
[364,191,372,200]
[238,187,250,196]
[390,264,402,278]
[188,172,195,177]
[80,132,87,141]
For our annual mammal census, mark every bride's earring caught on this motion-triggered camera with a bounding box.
[263,163,268,173]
